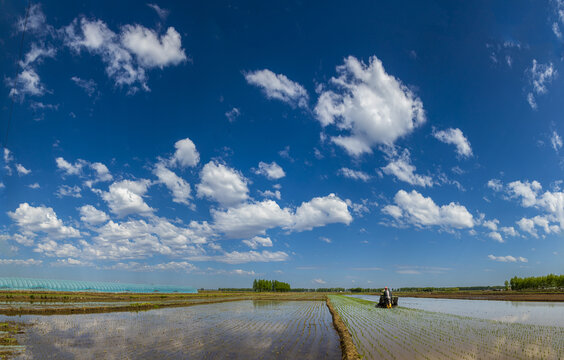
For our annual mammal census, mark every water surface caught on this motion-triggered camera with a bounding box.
[2,300,340,359]
[349,294,564,326]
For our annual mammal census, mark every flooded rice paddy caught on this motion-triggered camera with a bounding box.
[350,294,564,327]
[2,300,340,359]
[331,295,564,359]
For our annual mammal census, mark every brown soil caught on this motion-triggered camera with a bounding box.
[326,297,360,360]
[395,291,564,302]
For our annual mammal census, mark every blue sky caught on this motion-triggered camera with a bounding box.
[0,0,563,289]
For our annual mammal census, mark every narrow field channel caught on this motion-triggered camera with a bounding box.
[329,295,564,360]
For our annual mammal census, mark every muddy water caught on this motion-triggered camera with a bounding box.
[349,294,564,327]
[1,300,340,359]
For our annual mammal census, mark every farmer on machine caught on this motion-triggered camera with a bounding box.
[383,287,392,309]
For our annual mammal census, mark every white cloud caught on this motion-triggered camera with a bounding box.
[197,161,249,207]
[553,22,563,39]
[245,69,308,108]
[500,226,519,237]
[190,250,289,264]
[212,194,351,238]
[256,161,285,180]
[15,164,31,175]
[63,17,186,91]
[507,180,542,207]
[516,215,560,238]
[56,185,82,198]
[242,236,273,249]
[527,60,556,109]
[314,55,425,155]
[292,193,352,231]
[338,168,371,182]
[381,150,432,187]
[212,200,293,238]
[258,189,281,200]
[71,76,97,96]
[8,69,47,99]
[488,254,528,263]
[319,236,332,243]
[56,157,84,175]
[90,162,113,182]
[8,203,81,239]
[488,231,504,243]
[79,205,109,225]
[147,3,169,20]
[231,269,257,276]
[487,179,503,192]
[153,162,191,205]
[384,190,474,229]
[100,179,154,217]
[28,183,40,189]
[0,258,43,266]
[121,25,187,68]
[482,219,499,231]
[433,128,473,158]
[312,278,326,285]
[225,107,240,122]
[169,137,199,168]
[551,131,563,152]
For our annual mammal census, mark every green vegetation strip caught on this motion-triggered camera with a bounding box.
[329,295,564,360]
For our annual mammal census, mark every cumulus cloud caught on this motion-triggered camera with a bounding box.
[487,231,504,243]
[153,162,191,205]
[488,254,528,263]
[56,157,112,186]
[314,55,425,155]
[382,190,474,229]
[433,128,473,158]
[79,205,109,225]
[212,194,351,238]
[245,69,308,108]
[381,150,432,187]
[338,168,371,182]
[255,161,285,180]
[100,179,154,217]
[8,203,81,240]
[482,219,499,231]
[313,278,326,285]
[507,180,542,207]
[63,17,186,91]
[197,161,249,207]
[242,236,273,249]
[258,189,281,200]
[516,215,560,238]
[212,200,293,238]
[292,193,353,231]
[169,137,199,168]
[526,60,556,109]
[56,157,84,175]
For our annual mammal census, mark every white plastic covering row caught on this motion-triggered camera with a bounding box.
[0,277,197,293]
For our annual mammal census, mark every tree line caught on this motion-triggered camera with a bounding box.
[252,279,291,292]
[508,274,564,290]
